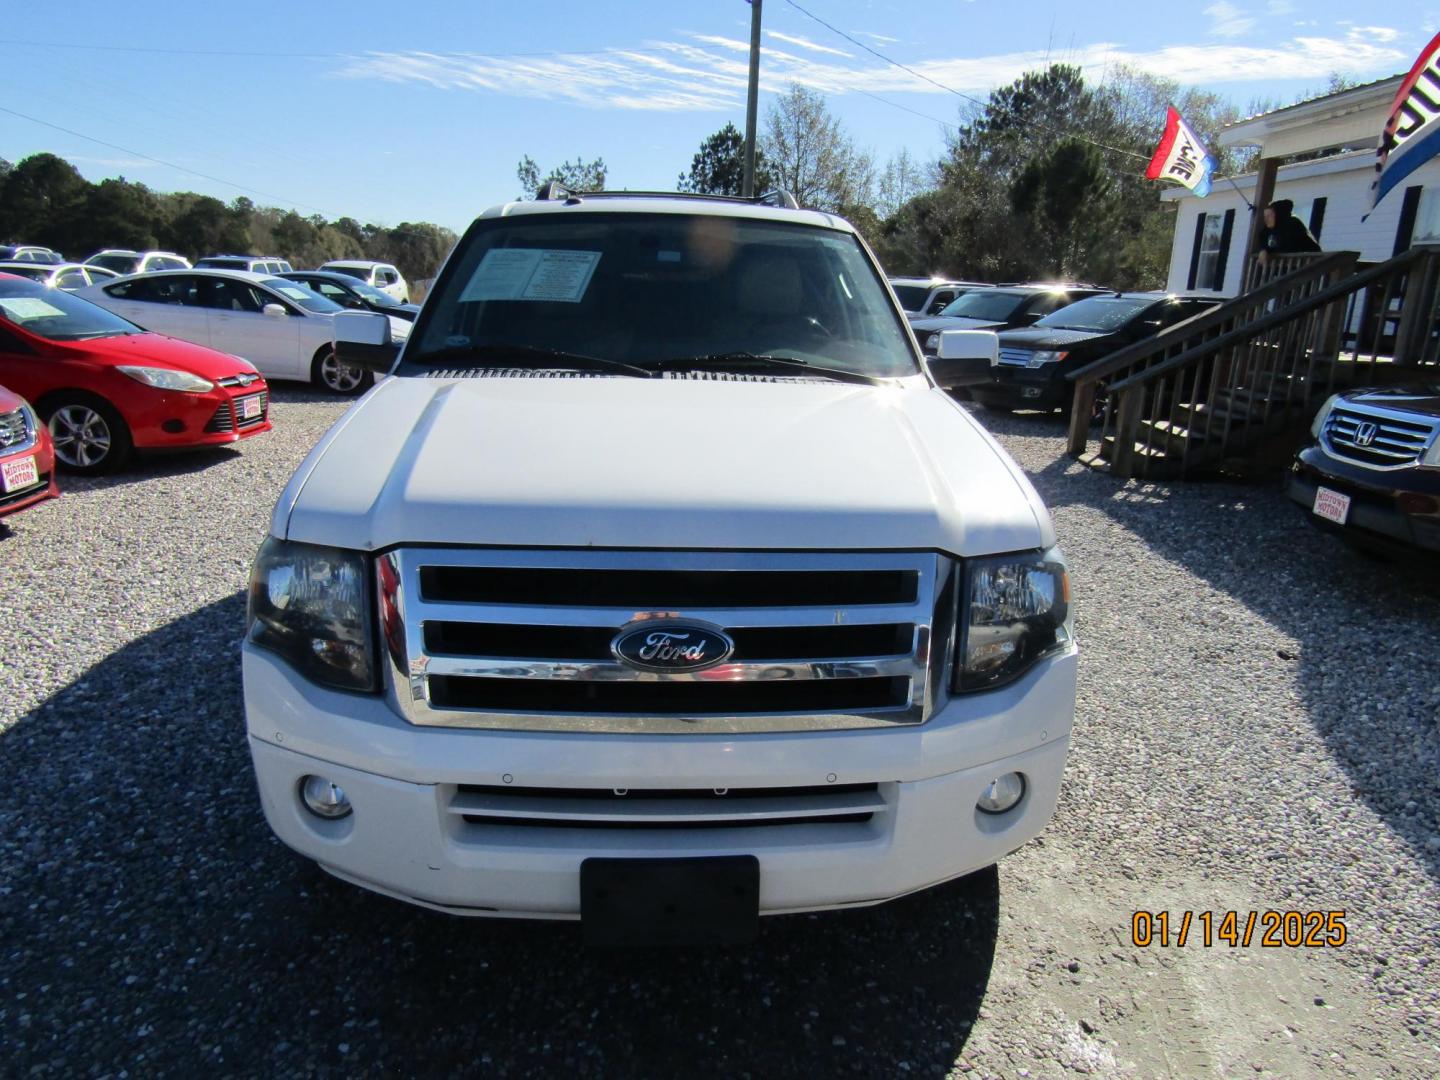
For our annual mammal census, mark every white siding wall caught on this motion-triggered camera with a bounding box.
[1163,153,1440,295]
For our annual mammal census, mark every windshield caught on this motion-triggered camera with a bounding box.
[1036,296,1154,332]
[197,258,248,269]
[408,213,918,378]
[261,278,345,314]
[347,279,402,306]
[88,254,140,274]
[0,266,51,282]
[890,284,931,310]
[937,290,1031,321]
[0,278,140,339]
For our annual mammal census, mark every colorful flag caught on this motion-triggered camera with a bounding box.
[1369,30,1440,213]
[1146,107,1215,197]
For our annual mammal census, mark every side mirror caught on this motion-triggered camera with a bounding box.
[334,310,401,373]
[927,329,999,389]
[262,303,288,319]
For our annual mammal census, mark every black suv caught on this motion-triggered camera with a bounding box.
[911,284,1110,354]
[1287,386,1440,554]
[967,292,1219,413]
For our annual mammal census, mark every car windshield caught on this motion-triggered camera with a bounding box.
[325,265,370,281]
[198,258,248,269]
[346,279,401,306]
[0,278,140,339]
[408,212,918,378]
[89,254,140,274]
[0,265,51,282]
[1036,296,1155,332]
[261,278,345,314]
[890,284,931,310]
[937,290,1032,321]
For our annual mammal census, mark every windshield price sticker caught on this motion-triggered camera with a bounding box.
[0,297,67,321]
[460,249,601,304]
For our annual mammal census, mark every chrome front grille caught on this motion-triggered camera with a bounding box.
[446,782,888,830]
[380,548,951,733]
[1324,404,1438,469]
[997,348,1033,366]
[0,407,34,453]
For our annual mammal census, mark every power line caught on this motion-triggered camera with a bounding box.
[780,0,1150,163]
[0,104,334,214]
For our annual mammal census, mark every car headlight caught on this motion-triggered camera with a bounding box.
[1026,350,1068,368]
[247,538,376,692]
[116,365,215,393]
[954,548,1072,692]
[1311,393,1341,439]
[925,332,940,352]
[1422,438,1440,469]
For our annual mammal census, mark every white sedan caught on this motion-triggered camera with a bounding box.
[76,269,409,394]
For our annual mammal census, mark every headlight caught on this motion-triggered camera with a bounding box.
[1026,350,1068,368]
[116,365,214,393]
[955,548,1072,692]
[1311,393,1341,439]
[1422,438,1440,468]
[925,332,940,352]
[247,538,376,692]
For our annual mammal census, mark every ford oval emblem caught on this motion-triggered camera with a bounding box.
[612,620,735,673]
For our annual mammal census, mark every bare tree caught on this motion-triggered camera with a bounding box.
[876,149,928,220]
[760,83,873,212]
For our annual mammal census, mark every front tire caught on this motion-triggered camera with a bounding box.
[311,346,374,397]
[42,393,132,474]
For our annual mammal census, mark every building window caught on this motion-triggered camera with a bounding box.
[1412,188,1440,243]
[1195,213,1226,289]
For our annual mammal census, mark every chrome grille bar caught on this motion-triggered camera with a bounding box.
[380,548,948,734]
[1324,404,1439,469]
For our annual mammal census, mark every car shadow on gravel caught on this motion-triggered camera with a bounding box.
[1,594,999,1077]
[982,408,1440,886]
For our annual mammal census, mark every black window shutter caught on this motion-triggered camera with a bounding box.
[1211,209,1236,291]
[1309,197,1327,240]
[1394,185,1423,255]
[1186,212,1207,290]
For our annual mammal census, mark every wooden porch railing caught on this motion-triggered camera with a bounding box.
[1065,245,1440,479]
[1241,251,1331,294]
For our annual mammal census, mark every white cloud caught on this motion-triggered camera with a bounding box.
[67,156,155,169]
[852,31,900,45]
[332,27,1408,112]
[1267,0,1297,14]
[764,30,852,58]
[1205,1,1258,38]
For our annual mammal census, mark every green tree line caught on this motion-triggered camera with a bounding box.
[0,153,457,284]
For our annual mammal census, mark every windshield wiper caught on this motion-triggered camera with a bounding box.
[403,343,654,379]
[652,352,881,386]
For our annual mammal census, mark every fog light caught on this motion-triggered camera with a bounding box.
[161,419,185,433]
[300,775,352,819]
[977,772,1025,814]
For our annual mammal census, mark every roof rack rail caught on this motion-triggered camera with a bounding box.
[755,189,800,209]
[528,186,803,209]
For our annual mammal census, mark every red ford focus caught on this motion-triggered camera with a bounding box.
[0,382,58,519]
[0,272,272,473]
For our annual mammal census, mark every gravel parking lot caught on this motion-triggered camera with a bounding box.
[2,389,1438,1077]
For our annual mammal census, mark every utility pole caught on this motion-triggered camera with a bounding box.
[742,0,762,197]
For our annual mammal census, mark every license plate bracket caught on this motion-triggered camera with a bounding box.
[238,395,262,420]
[580,855,760,947]
[1,455,38,493]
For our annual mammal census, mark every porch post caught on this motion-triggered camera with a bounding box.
[1242,156,1280,270]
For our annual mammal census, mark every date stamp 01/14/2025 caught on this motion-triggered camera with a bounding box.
[1130,910,1348,949]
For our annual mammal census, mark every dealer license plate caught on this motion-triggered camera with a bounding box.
[1,455,38,493]
[238,394,263,420]
[1313,485,1351,525]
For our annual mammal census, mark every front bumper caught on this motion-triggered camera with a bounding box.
[0,441,58,519]
[244,643,1077,918]
[128,385,272,451]
[1287,446,1440,553]
[968,365,1068,410]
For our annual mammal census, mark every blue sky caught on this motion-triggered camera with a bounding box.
[0,1,1432,232]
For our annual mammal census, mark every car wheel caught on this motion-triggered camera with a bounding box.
[43,393,133,474]
[311,346,374,397]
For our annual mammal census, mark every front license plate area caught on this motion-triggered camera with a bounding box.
[1313,485,1351,525]
[238,394,263,420]
[1,455,38,493]
[581,856,759,947]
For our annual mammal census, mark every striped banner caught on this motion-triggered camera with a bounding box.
[1370,30,1440,214]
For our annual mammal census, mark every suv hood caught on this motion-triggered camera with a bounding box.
[1343,385,1440,419]
[910,315,1006,334]
[277,376,1053,556]
[996,327,1111,350]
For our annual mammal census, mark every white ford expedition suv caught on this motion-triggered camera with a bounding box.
[243,188,1077,943]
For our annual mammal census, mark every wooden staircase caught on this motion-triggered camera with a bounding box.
[1066,247,1440,480]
